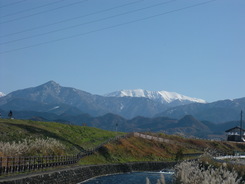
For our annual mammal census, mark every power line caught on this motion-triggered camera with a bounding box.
[0,0,66,18]
[0,0,218,55]
[0,0,177,45]
[0,0,144,38]
[0,0,27,9]
[0,0,89,24]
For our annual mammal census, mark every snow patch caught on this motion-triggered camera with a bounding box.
[105,89,206,104]
[120,103,124,110]
[0,92,6,97]
[49,106,60,111]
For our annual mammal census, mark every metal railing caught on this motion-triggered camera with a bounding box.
[0,155,83,176]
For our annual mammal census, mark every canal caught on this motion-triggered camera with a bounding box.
[80,171,174,184]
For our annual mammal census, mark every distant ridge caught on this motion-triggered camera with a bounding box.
[156,98,245,122]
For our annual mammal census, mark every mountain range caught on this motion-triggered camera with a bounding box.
[0,80,244,139]
[0,81,244,122]
[0,81,205,119]
[156,98,245,123]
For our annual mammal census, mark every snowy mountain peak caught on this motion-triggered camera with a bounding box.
[105,89,206,104]
[108,89,149,98]
[0,92,6,97]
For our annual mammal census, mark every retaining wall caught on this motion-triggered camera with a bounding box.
[0,162,176,184]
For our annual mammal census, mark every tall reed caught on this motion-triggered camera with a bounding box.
[146,174,166,184]
[0,138,66,157]
[174,160,243,184]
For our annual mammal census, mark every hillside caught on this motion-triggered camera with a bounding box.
[0,119,122,155]
[80,132,245,165]
[0,119,244,167]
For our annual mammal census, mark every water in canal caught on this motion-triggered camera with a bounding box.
[79,171,174,184]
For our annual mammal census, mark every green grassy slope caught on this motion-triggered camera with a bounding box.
[0,119,123,155]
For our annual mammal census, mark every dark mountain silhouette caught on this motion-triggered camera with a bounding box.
[1,105,241,139]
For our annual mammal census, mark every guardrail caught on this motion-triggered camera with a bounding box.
[132,132,174,143]
[0,155,81,175]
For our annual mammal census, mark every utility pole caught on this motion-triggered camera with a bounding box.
[116,122,118,137]
[240,110,243,141]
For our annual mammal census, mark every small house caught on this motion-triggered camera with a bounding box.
[225,126,245,142]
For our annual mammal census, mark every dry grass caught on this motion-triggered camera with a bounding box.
[80,132,245,164]
[174,160,243,184]
[104,137,175,161]
[199,153,245,182]
[0,138,66,157]
[157,133,245,156]
[174,152,245,184]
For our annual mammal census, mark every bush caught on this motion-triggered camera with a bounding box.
[175,149,184,161]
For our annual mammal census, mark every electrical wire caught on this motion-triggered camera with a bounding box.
[0,0,89,24]
[0,0,27,9]
[0,0,144,38]
[0,0,66,18]
[0,0,218,55]
[0,0,177,45]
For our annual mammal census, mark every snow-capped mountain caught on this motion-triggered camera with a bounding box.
[0,81,168,118]
[0,92,6,97]
[0,81,244,122]
[105,89,206,104]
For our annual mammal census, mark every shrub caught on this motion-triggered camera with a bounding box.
[175,149,184,161]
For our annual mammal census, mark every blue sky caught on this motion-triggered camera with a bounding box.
[0,0,244,102]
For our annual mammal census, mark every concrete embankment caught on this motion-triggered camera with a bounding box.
[0,162,176,184]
